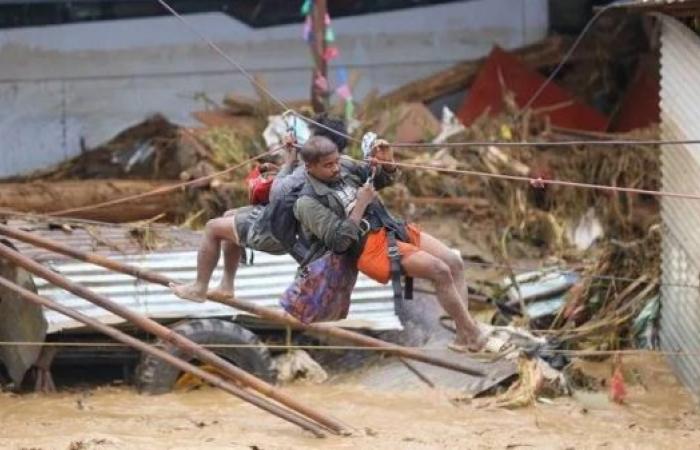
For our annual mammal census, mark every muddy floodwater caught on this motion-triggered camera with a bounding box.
[0,354,698,449]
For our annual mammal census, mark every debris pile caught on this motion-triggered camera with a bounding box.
[0,16,664,404]
[23,115,182,181]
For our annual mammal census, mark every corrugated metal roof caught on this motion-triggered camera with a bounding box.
[37,250,401,333]
[3,221,401,332]
[658,14,700,401]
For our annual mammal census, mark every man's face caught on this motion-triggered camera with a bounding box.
[307,151,341,183]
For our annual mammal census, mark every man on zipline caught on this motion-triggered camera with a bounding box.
[289,135,486,352]
[168,115,348,302]
[170,115,485,352]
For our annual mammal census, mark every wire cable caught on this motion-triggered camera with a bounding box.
[46,145,282,217]
[155,0,358,144]
[382,158,700,201]
[520,0,636,112]
[391,138,700,148]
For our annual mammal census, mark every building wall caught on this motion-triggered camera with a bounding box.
[0,0,548,177]
[658,14,700,401]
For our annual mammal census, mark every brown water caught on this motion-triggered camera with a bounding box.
[0,354,698,450]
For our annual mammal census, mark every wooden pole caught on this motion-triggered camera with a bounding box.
[0,240,350,435]
[310,0,328,113]
[0,275,326,437]
[0,224,485,377]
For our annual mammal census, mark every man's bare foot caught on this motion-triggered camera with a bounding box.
[169,282,207,303]
[208,284,234,299]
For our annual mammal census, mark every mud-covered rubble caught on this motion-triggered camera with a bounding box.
[0,24,665,402]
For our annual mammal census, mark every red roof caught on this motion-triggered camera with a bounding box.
[458,46,609,132]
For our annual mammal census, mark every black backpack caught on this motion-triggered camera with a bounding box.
[251,166,413,301]
[256,160,364,265]
[249,180,329,265]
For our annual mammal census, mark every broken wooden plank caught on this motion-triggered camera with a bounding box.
[0,180,183,223]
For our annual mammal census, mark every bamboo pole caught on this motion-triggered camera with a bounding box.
[0,275,327,438]
[0,224,485,377]
[0,240,350,435]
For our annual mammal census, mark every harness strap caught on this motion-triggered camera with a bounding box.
[387,231,403,304]
[404,275,413,300]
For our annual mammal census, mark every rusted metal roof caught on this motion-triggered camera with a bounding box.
[4,219,201,261]
[657,14,700,401]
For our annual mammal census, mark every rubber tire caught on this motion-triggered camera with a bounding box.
[135,318,276,394]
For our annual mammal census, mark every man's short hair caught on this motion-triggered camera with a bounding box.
[300,135,338,164]
[309,113,348,152]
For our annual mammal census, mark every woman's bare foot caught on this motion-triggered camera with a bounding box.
[449,332,517,356]
[169,282,207,303]
[448,332,488,354]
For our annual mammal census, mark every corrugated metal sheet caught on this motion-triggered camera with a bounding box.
[4,221,400,332]
[5,219,200,261]
[37,251,401,333]
[658,14,700,400]
[660,233,700,393]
